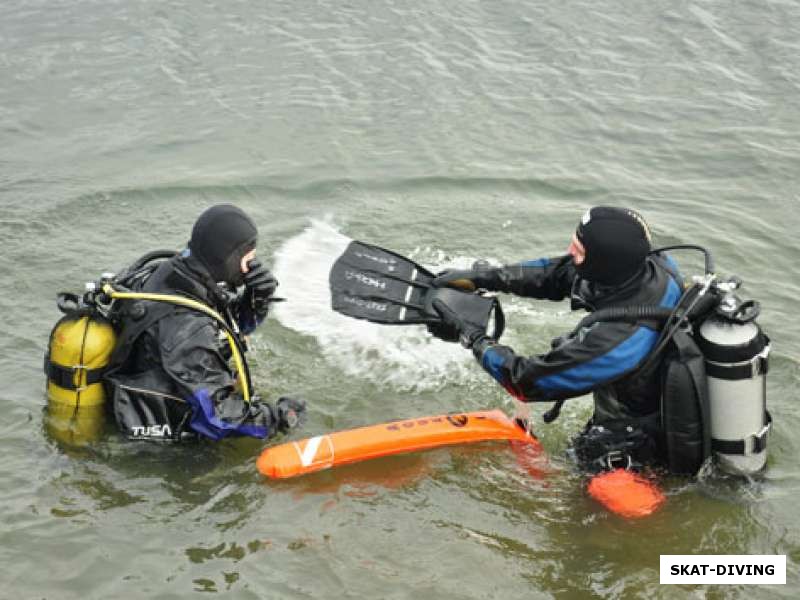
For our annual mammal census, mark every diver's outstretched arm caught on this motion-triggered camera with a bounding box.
[433,254,575,299]
[471,317,655,403]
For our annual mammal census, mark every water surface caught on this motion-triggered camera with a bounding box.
[1,1,799,597]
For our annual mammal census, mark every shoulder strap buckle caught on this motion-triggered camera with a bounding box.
[599,450,633,471]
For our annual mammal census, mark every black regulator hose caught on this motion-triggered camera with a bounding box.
[636,279,719,377]
[577,305,675,329]
[544,308,675,424]
[650,244,715,275]
[127,249,178,271]
[113,249,178,287]
[542,278,722,425]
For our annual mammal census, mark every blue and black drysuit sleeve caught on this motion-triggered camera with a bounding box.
[159,312,273,440]
[474,320,663,402]
[477,254,577,300]
[472,256,683,402]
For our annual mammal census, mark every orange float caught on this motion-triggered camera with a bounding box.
[257,409,540,479]
[587,468,666,518]
[257,410,666,519]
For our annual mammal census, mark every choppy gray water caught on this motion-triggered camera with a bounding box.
[2,1,799,598]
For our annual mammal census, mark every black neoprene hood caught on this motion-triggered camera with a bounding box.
[188,204,258,286]
[575,206,652,286]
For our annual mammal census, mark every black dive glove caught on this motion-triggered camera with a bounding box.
[272,396,307,433]
[429,298,488,349]
[243,260,278,320]
[432,260,504,292]
[245,396,307,436]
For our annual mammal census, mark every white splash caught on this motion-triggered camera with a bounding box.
[271,219,479,391]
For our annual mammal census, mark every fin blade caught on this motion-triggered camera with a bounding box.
[329,241,433,324]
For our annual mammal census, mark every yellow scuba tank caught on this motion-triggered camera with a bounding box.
[45,400,108,446]
[45,292,117,409]
[43,253,175,445]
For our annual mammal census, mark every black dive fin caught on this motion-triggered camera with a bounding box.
[329,241,435,324]
[329,241,505,341]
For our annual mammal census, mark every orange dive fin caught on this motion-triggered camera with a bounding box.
[257,409,541,479]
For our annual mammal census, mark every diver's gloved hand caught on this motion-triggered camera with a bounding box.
[274,396,307,433]
[243,260,278,319]
[429,298,487,348]
[426,321,460,343]
[432,260,503,292]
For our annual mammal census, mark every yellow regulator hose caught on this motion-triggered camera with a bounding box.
[102,284,251,402]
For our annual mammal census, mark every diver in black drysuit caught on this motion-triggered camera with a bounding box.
[429,207,683,470]
[105,204,305,442]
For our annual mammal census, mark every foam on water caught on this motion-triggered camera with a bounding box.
[272,219,479,391]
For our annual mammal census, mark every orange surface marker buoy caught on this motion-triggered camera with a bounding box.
[587,468,666,518]
[257,409,541,479]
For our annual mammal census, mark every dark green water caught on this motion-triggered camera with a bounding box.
[1,1,799,598]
